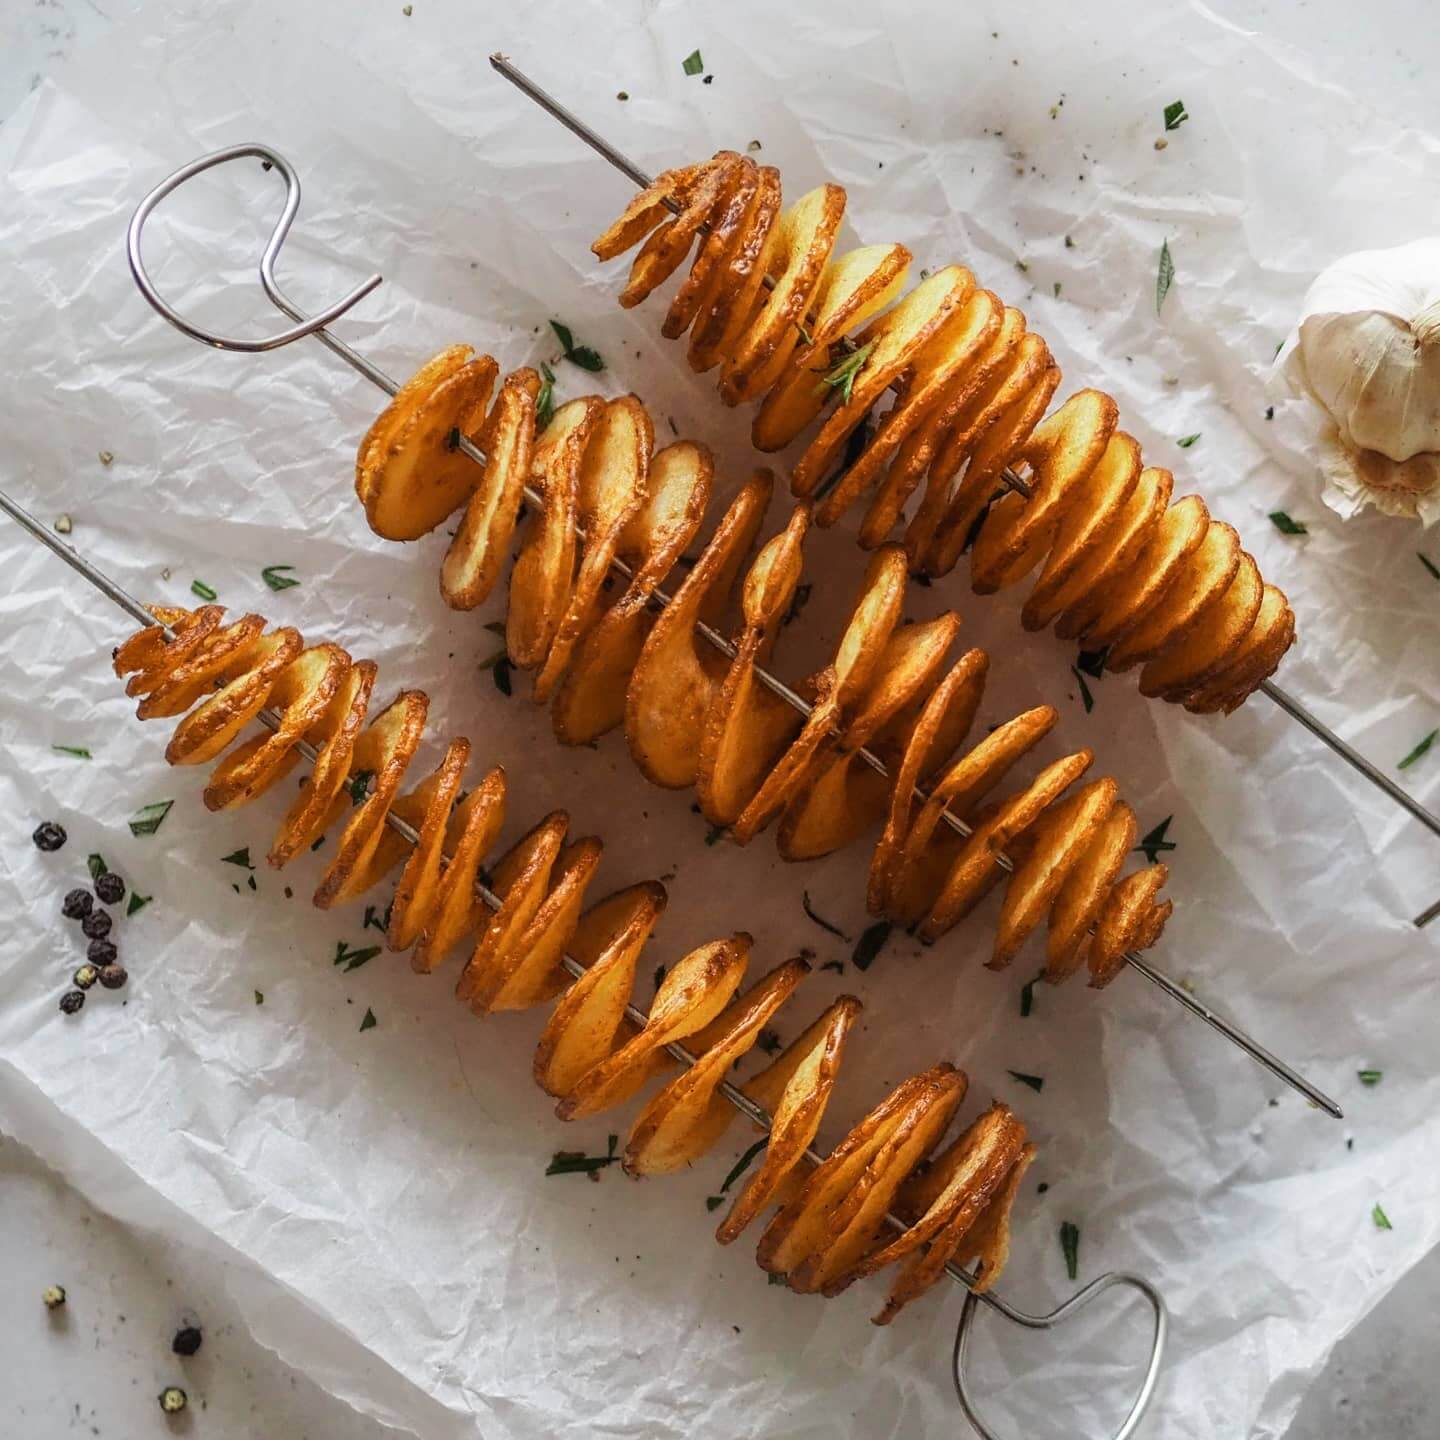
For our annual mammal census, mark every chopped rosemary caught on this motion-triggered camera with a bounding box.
[801,891,849,941]
[1155,240,1175,314]
[261,565,300,592]
[851,920,891,972]
[127,800,174,836]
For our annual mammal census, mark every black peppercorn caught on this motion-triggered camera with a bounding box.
[99,964,128,990]
[73,964,99,990]
[32,821,67,852]
[86,938,117,967]
[172,1325,202,1356]
[94,871,125,905]
[59,990,85,1015]
[81,909,113,940]
[62,888,94,920]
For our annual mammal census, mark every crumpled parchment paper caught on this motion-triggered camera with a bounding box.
[1,2,1438,1438]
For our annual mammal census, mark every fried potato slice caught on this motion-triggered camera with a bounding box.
[1140,549,1263,697]
[1088,864,1172,988]
[409,765,507,974]
[592,159,708,260]
[454,810,568,1012]
[202,642,349,810]
[384,736,471,952]
[1183,583,1295,714]
[558,934,750,1121]
[719,184,846,405]
[717,996,862,1244]
[507,398,598,670]
[357,348,497,541]
[751,242,911,452]
[969,388,1119,594]
[312,690,428,908]
[627,472,773,788]
[858,1102,1026,1311]
[920,749,1093,943]
[1104,519,1240,671]
[553,440,714,744]
[662,157,760,340]
[952,1140,1036,1296]
[776,613,961,861]
[114,605,225,713]
[990,777,1117,970]
[269,658,377,867]
[440,368,537,610]
[1044,801,1136,982]
[534,882,667,1099]
[1079,493,1210,650]
[136,612,264,722]
[533,395,654,702]
[625,958,808,1176]
[868,648,989,916]
[696,505,811,826]
[820,285,999,530]
[793,267,974,501]
[730,547,909,844]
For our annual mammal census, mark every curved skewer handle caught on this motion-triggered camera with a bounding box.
[125,142,382,352]
[954,1271,1168,1440]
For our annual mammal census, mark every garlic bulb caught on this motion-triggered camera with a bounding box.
[1276,237,1440,525]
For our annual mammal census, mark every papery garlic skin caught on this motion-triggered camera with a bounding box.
[1277,237,1440,525]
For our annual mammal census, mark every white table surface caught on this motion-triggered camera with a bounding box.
[1,2,1436,1437]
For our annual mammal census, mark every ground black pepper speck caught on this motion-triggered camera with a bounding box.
[81,909,112,941]
[33,821,67,852]
[62,888,93,920]
[86,938,117,967]
[95,872,125,905]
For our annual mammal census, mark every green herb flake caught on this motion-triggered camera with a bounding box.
[1268,510,1307,536]
[801,891,849,941]
[1357,1069,1383,1086]
[820,960,845,975]
[705,1195,724,1212]
[1398,729,1438,771]
[128,800,174,837]
[190,579,218,602]
[52,745,92,759]
[87,853,107,882]
[334,940,383,972]
[1135,816,1177,864]
[1060,1220,1081,1278]
[349,769,375,806]
[720,1137,769,1194]
[261,564,300,592]
[1076,647,1108,679]
[682,48,704,76]
[1419,553,1440,582]
[703,824,725,846]
[359,1007,378,1032]
[851,920,892,972]
[536,361,557,431]
[768,1272,787,1285]
[1372,1203,1393,1231]
[1052,282,1062,298]
[546,1134,620,1177]
[1155,239,1175,314]
[1020,971,1043,1018]
[549,319,605,373]
[815,340,876,407]
[1070,666,1095,713]
[127,892,152,917]
[1008,1070,1045,1093]
[1176,433,1201,449]
[254,990,264,1005]
[1162,99,1189,131]
[221,846,254,869]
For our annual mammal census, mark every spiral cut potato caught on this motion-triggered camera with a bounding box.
[353,351,1172,985]
[590,153,1297,715]
[111,603,1035,1320]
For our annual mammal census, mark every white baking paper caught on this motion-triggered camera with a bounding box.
[1,3,1438,1438]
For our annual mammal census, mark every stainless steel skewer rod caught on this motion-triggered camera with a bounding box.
[122,139,1344,1121]
[486,50,1440,934]
[0,478,1166,1440]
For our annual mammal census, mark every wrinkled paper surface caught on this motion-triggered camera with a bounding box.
[1,3,1438,1437]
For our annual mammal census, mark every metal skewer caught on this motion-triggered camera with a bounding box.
[0,479,1165,1440]
[488,51,1440,934]
[122,140,1344,1121]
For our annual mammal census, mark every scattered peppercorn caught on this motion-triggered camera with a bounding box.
[33,821,67,852]
[59,990,85,1015]
[95,871,125,905]
[158,1387,187,1414]
[99,964,128,990]
[172,1325,202,1356]
[62,888,93,921]
[42,1284,66,1309]
[73,964,99,991]
[81,909,113,941]
[86,938,118,967]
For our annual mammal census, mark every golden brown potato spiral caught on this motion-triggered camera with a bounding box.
[589,152,1296,716]
[112,602,1032,1320]
[353,350,1172,985]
